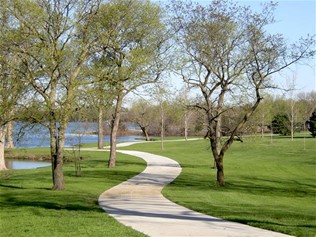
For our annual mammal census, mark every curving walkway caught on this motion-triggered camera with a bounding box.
[98,149,292,237]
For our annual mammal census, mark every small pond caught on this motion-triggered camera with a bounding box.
[5,160,51,170]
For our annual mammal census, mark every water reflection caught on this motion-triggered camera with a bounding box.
[5,160,50,170]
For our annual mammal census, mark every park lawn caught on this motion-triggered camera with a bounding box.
[125,136,316,237]
[0,149,147,237]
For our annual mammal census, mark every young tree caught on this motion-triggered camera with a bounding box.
[6,0,101,190]
[169,0,315,186]
[284,75,298,141]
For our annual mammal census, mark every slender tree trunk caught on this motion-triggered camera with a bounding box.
[184,110,188,141]
[290,100,295,141]
[0,127,7,170]
[108,94,123,168]
[160,102,164,151]
[5,121,14,149]
[261,113,265,138]
[184,84,189,141]
[98,106,103,149]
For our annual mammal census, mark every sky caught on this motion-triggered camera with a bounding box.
[165,0,316,95]
[238,0,316,94]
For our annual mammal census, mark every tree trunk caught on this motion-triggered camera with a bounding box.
[0,127,7,170]
[140,125,150,141]
[54,124,65,190]
[160,102,164,150]
[50,122,65,190]
[98,106,103,149]
[5,121,14,149]
[209,135,225,185]
[184,110,188,141]
[108,94,123,168]
[215,157,224,186]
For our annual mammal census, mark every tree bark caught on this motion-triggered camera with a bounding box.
[0,127,7,170]
[49,121,65,190]
[215,156,224,186]
[98,106,103,149]
[108,94,123,168]
[5,121,14,149]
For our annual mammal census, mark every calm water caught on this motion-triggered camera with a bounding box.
[5,159,51,170]
[8,122,142,169]
[14,122,142,148]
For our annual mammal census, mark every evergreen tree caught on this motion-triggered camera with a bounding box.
[306,109,316,137]
[271,113,291,136]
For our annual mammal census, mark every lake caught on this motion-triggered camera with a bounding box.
[8,122,142,170]
[5,159,51,170]
[14,122,142,148]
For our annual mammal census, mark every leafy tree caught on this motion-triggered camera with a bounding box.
[93,0,168,167]
[129,99,153,141]
[0,5,28,170]
[271,113,290,136]
[306,109,316,137]
[297,91,316,131]
[169,0,315,186]
[6,0,101,190]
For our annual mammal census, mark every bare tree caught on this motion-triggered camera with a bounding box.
[169,0,315,186]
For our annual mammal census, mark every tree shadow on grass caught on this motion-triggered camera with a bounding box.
[224,176,316,197]
[0,184,25,189]
[1,190,104,213]
[227,217,316,236]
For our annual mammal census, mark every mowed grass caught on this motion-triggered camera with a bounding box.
[125,136,316,237]
[0,149,147,237]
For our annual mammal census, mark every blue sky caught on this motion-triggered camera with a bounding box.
[164,0,316,94]
[238,0,316,94]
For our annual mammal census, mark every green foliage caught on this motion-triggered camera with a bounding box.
[271,113,290,136]
[0,149,147,237]
[306,109,316,137]
[126,137,316,237]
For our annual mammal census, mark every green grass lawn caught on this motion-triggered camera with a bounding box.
[0,150,147,237]
[1,136,315,237]
[124,136,316,237]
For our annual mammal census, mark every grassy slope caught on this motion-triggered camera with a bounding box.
[124,136,316,237]
[0,150,147,237]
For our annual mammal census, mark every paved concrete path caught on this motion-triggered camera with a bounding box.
[98,149,292,237]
